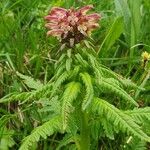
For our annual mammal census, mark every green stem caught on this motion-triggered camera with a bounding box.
[80,111,90,150]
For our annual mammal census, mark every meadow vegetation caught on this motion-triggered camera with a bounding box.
[0,0,150,150]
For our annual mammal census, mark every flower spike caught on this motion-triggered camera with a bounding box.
[44,5,100,47]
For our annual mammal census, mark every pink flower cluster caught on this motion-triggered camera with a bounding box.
[44,5,100,47]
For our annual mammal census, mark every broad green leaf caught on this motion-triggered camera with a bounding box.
[98,17,123,55]
[114,0,131,43]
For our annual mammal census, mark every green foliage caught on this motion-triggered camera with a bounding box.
[1,0,150,149]
[1,49,150,149]
[125,107,150,123]
[80,72,94,110]
[16,71,43,90]
[50,72,69,98]
[62,81,81,130]
[98,17,124,55]
[0,128,15,150]
[56,134,75,150]
[100,117,115,140]
[96,77,139,106]
[114,0,131,42]
[19,116,61,150]
[92,97,150,142]
[124,137,147,150]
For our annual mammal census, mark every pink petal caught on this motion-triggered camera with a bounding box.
[77,25,88,36]
[60,20,69,26]
[87,23,99,30]
[67,15,78,25]
[78,5,93,14]
[77,16,88,24]
[45,23,59,29]
[53,13,67,19]
[50,7,67,16]
[44,6,101,40]
[86,13,101,21]
[47,29,64,37]
[44,15,58,22]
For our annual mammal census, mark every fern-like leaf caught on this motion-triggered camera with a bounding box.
[54,53,66,69]
[16,72,43,90]
[99,65,143,90]
[0,128,15,150]
[62,81,81,130]
[50,72,69,98]
[101,117,115,140]
[69,65,80,79]
[55,64,66,78]
[56,134,74,150]
[66,58,72,71]
[120,78,144,90]
[80,72,94,110]
[19,116,61,150]
[0,92,32,103]
[90,119,102,140]
[96,77,139,106]
[92,97,150,142]
[124,137,146,150]
[75,53,89,68]
[125,107,150,123]
[88,56,143,91]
